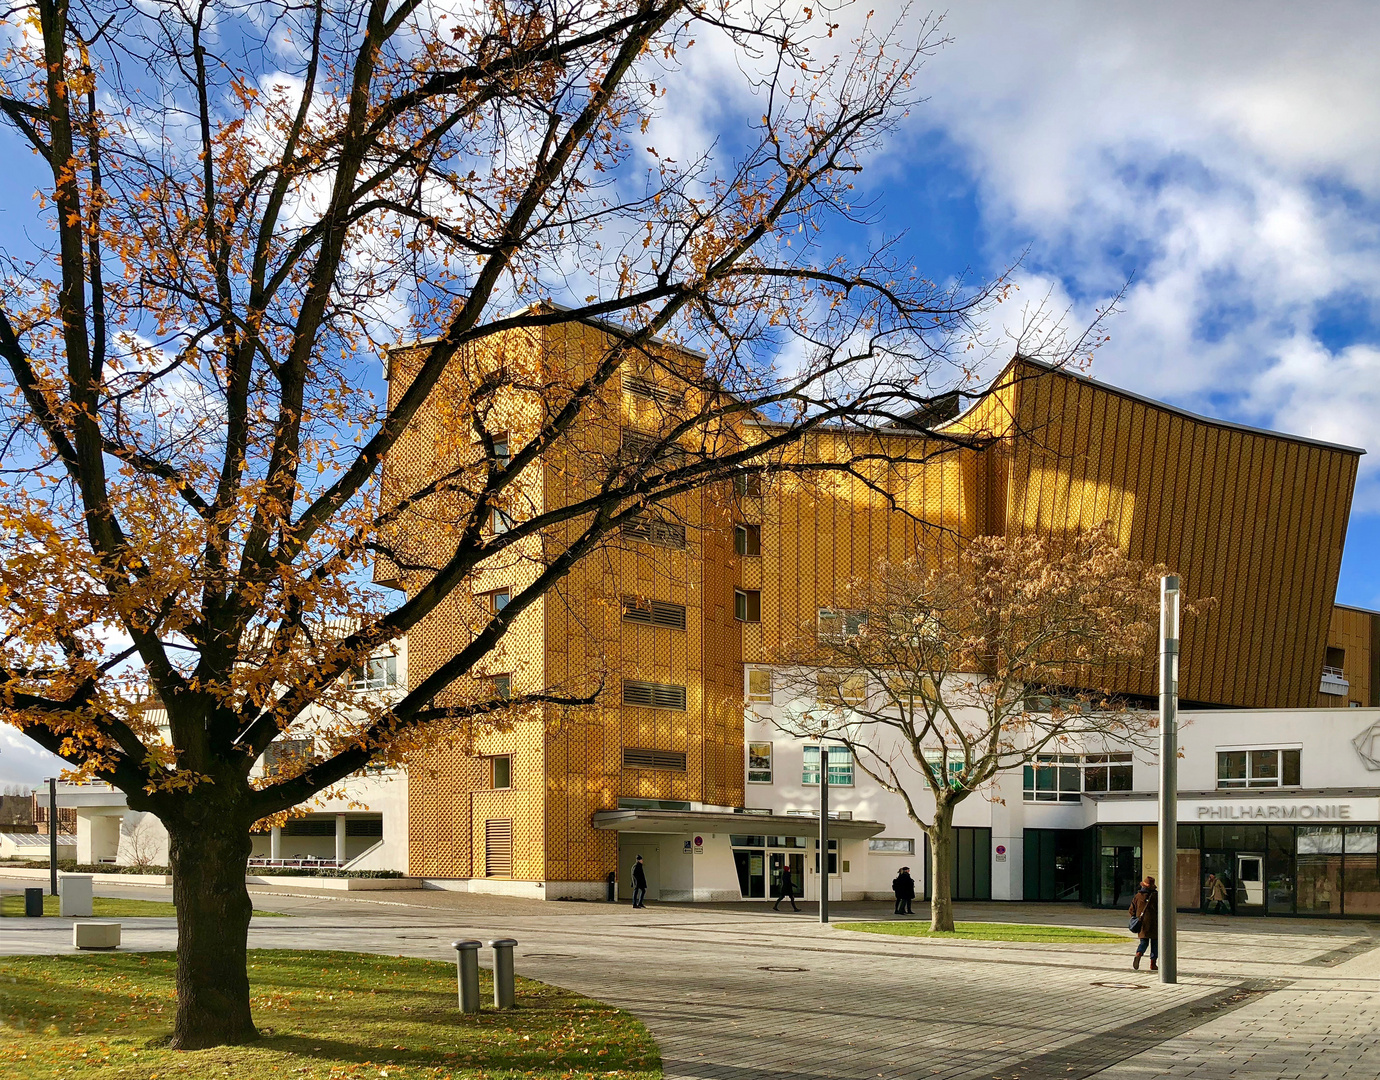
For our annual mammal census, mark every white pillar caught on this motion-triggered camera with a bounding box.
[270,825,282,862]
[335,815,347,866]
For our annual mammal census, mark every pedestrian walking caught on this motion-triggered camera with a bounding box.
[1204,872,1230,915]
[773,861,800,911]
[1128,875,1159,971]
[631,855,647,909]
[892,866,916,915]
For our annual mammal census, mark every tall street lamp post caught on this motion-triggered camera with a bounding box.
[819,746,829,924]
[1158,575,1180,984]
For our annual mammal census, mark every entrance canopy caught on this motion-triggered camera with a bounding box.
[592,808,886,839]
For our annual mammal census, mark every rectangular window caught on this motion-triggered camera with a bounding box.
[868,838,915,855]
[817,671,866,704]
[747,741,772,783]
[484,819,513,877]
[925,750,967,790]
[490,755,512,790]
[622,373,685,408]
[488,674,511,700]
[733,472,762,498]
[1217,748,1300,789]
[1082,753,1133,793]
[818,609,867,640]
[1022,754,1081,802]
[747,669,772,702]
[263,737,313,774]
[734,523,761,556]
[621,747,688,771]
[620,428,686,468]
[802,745,852,786]
[621,514,687,549]
[621,596,687,630]
[492,434,510,466]
[734,589,761,623]
[489,507,514,534]
[621,679,687,710]
[349,654,397,691]
[481,588,511,615]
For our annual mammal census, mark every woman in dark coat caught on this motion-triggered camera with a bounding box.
[892,867,916,915]
[1129,876,1159,971]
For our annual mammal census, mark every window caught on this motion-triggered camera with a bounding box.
[734,589,761,623]
[488,674,511,700]
[622,373,684,407]
[1082,753,1134,793]
[490,755,512,790]
[481,588,511,615]
[817,671,866,705]
[622,747,688,771]
[1023,754,1082,802]
[1217,748,1301,788]
[733,472,762,497]
[621,514,687,549]
[484,819,513,877]
[869,838,915,855]
[621,679,687,710]
[747,741,772,783]
[263,737,313,774]
[489,507,514,534]
[492,434,510,466]
[1325,645,1345,673]
[924,750,967,790]
[621,596,687,630]
[747,669,772,702]
[802,745,852,786]
[620,428,686,468]
[734,523,761,556]
[349,654,397,691]
[619,797,691,811]
[818,609,867,640]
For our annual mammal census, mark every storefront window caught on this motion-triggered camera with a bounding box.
[1267,826,1295,914]
[1297,825,1343,915]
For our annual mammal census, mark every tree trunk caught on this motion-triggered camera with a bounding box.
[167,810,258,1049]
[928,800,956,932]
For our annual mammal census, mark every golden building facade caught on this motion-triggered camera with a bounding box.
[379,321,1367,888]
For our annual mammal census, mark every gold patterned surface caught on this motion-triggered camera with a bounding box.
[382,328,1363,884]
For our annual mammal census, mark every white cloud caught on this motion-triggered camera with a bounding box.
[902,1,1380,506]
[0,727,65,788]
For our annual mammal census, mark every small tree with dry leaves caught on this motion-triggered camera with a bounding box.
[772,523,1190,931]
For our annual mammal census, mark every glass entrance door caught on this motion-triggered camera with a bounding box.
[734,849,766,898]
[1202,850,1234,914]
[1235,853,1265,912]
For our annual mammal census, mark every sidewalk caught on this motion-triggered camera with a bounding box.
[2,879,1378,1079]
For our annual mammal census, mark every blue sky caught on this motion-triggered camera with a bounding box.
[2,2,1378,785]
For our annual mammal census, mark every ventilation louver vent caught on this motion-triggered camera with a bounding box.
[622,747,688,771]
[621,679,687,710]
[622,597,687,630]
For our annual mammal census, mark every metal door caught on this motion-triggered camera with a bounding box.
[1236,853,1265,910]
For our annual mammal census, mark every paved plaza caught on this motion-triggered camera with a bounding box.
[2,877,1378,1079]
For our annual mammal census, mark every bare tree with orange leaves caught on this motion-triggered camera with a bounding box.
[0,0,1098,1047]
[771,524,1191,931]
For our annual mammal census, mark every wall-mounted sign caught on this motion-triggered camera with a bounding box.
[1355,721,1380,771]
[683,840,692,854]
[1195,803,1353,821]
[693,835,704,854]
[995,844,1007,855]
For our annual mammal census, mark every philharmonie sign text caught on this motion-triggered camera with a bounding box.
[1196,804,1352,820]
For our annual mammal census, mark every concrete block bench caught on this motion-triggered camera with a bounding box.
[73,922,121,950]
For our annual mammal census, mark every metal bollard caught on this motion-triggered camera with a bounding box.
[24,887,43,917]
[488,938,518,1009]
[451,940,482,1013]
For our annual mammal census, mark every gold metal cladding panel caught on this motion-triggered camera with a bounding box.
[1322,605,1378,707]
[993,360,1358,708]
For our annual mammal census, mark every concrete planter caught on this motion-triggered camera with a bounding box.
[0,866,415,889]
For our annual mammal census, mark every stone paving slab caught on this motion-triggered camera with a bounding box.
[2,878,1378,1080]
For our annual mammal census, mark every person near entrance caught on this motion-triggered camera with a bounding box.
[1129,875,1159,971]
[631,855,648,909]
[1204,872,1230,915]
[773,860,799,911]
[893,866,916,915]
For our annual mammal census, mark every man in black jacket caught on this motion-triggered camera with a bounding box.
[773,860,800,911]
[893,866,916,915]
[631,855,648,909]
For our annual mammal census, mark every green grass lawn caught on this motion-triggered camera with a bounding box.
[0,894,286,917]
[837,920,1126,943]
[0,950,660,1080]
